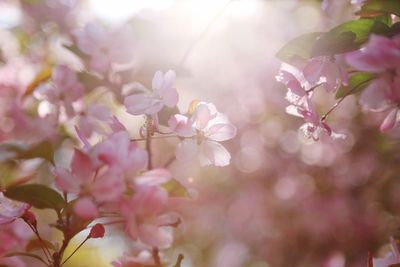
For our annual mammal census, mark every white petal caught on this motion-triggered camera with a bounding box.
[199,140,231,167]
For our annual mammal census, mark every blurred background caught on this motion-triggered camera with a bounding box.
[1,0,400,266]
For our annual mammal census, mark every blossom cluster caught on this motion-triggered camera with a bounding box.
[0,1,236,267]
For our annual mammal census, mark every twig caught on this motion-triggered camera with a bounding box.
[172,254,184,267]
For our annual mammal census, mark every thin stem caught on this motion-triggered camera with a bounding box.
[306,83,323,94]
[26,222,52,264]
[146,118,153,170]
[61,237,89,266]
[321,97,346,121]
[172,254,184,267]
[178,0,234,68]
[152,247,162,267]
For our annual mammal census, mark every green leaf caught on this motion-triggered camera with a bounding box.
[312,19,390,57]
[5,184,65,212]
[0,140,54,163]
[158,106,180,127]
[78,72,104,90]
[18,140,54,164]
[26,238,56,252]
[63,44,88,60]
[358,0,400,17]
[335,72,375,99]
[276,32,322,63]
[162,179,189,198]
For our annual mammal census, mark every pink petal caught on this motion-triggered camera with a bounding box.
[380,108,398,132]
[73,197,98,220]
[205,123,236,142]
[71,149,93,182]
[152,71,164,91]
[175,139,198,162]
[359,78,390,112]
[199,140,231,167]
[168,114,195,137]
[54,168,80,193]
[138,224,173,249]
[303,59,324,84]
[191,103,216,130]
[135,168,171,186]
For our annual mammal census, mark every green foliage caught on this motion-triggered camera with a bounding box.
[0,140,54,164]
[312,19,389,57]
[277,19,392,62]
[335,72,375,99]
[358,0,400,17]
[276,32,321,63]
[4,184,65,212]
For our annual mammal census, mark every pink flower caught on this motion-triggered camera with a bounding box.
[124,70,178,116]
[0,193,30,225]
[276,64,309,107]
[92,131,148,176]
[169,102,236,167]
[75,23,134,73]
[55,147,126,219]
[302,56,348,93]
[77,104,113,138]
[40,65,84,117]
[119,186,173,249]
[347,34,400,132]
[346,35,400,73]
[0,219,32,256]
[112,249,154,267]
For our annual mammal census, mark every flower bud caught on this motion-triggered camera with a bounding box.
[88,223,105,238]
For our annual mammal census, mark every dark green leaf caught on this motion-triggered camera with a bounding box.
[63,44,88,60]
[358,0,400,17]
[276,32,322,63]
[5,184,65,212]
[78,72,104,90]
[0,141,54,163]
[312,19,390,57]
[18,140,54,164]
[158,106,180,127]
[162,179,189,198]
[335,72,375,99]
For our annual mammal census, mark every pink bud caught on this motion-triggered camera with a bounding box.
[22,210,37,228]
[88,223,105,238]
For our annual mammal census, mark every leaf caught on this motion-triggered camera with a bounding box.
[17,140,54,164]
[63,44,88,60]
[162,179,189,198]
[312,19,390,57]
[335,72,375,99]
[26,238,56,252]
[5,184,65,212]
[358,0,400,17]
[78,72,104,90]
[23,64,52,97]
[158,106,180,127]
[0,140,54,164]
[276,32,322,63]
